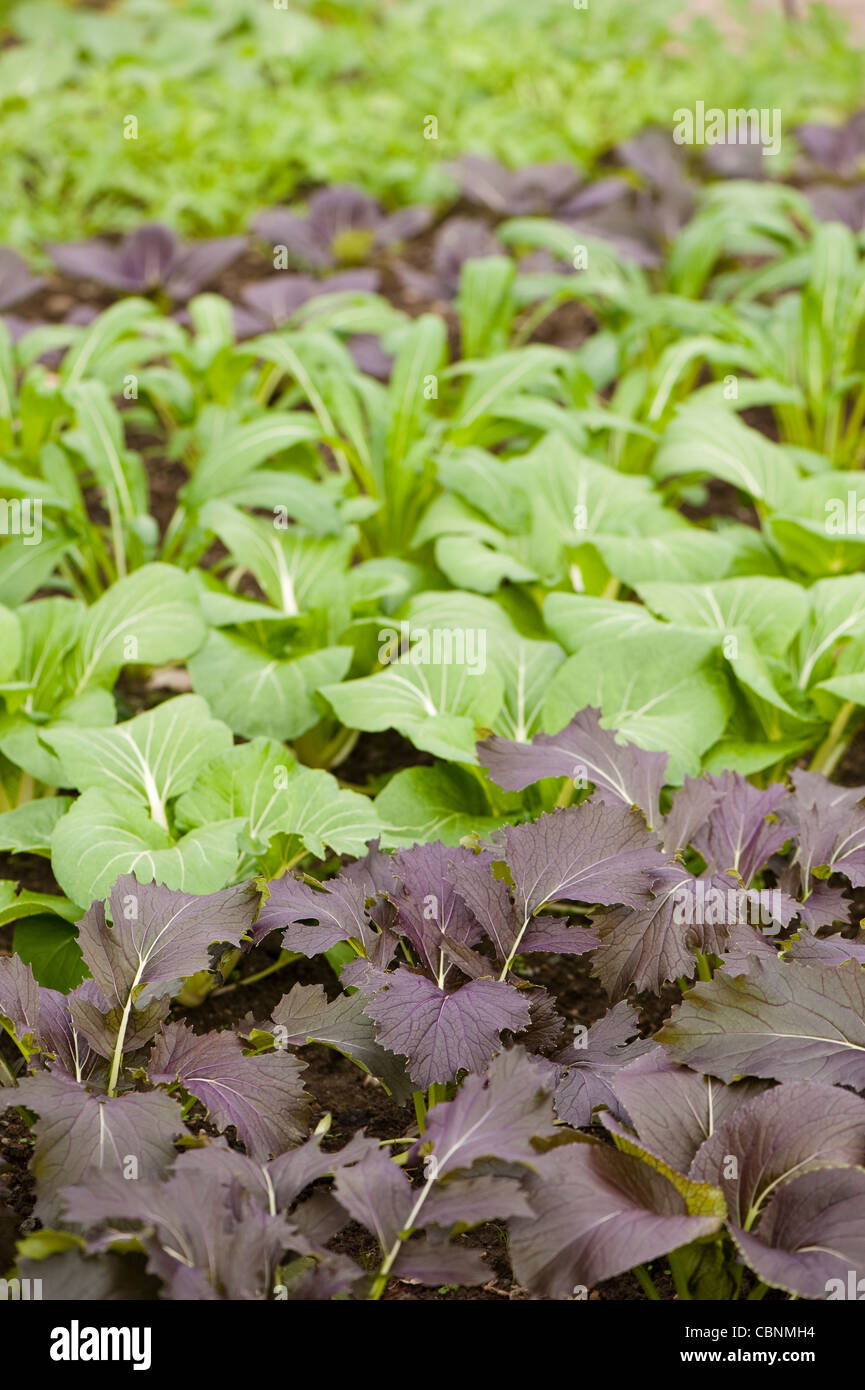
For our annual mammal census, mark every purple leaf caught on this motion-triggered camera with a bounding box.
[591,866,718,1000]
[268,981,411,1101]
[77,876,259,1008]
[508,1142,721,1297]
[334,1145,413,1248]
[662,775,726,854]
[719,923,779,975]
[415,1047,557,1174]
[421,1173,533,1227]
[449,156,582,216]
[731,1167,865,1300]
[62,1166,301,1300]
[657,956,865,1087]
[609,1050,767,1175]
[0,952,41,1051]
[795,110,865,176]
[690,1080,865,1227]
[553,1002,655,1127]
[806,182,865,231]
[495,802,668,922]
[0,247,44,311]
[389,841,488,976]
[363,971,531,1087]
[785,769,865,890]
[688,771,789,884]
[255,871,387,959]
[165,235,246,301]
[391,1240,489,1286]
[148,1020,310,1157]
[479,707,668,826]
[784,929,865,967]
[9,1071,184,1221]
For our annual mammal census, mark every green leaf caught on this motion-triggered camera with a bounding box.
[0,604,22,681]
[14,916,88,992]
[51,788,242,904]
[72,563,207,692]
[175,738,380,860]
[43,695,233,825]
[376,764,502,848]
[0,797,73,853]
[188,631,351,742]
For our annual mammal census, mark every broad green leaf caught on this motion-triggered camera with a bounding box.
[0,604,22,681]
[376,764,502,848]
[175,738,380,860]
[0,797,73,853]
[72,563,207,692]
[652,406,800,507]
[51,787,242,904]
[43,695,232,826]
[14,917,88,993]
[188,632,351,741]
[542,628,732,781]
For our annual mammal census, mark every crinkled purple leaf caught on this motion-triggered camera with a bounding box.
[0,952,41,1052]
[17,1248,160,1300]
[148,1020,309,1157]
[252,208,326,267]
[657,956,865,1087]
[391,1239,489,1286]
[690,1080,865,1226]
[268,981,411,1101]
[688,771,789,884]
[364,971,531,1087]
[662,774,725,854]
[77,876,259,1008]
[347,333,393,380]
[9,1071,184,1221]
[69,978,169,1059]
[785,768,865,889]
[388,841,488,976]
[719,922,779,975]
[334,1145,413,1249]
[396,217,500,301]
[508,1141,721,1298]
[421,1173,533,1227]
[609,1050,767,1175]
[785,929,865,967]
[701,141,767,179]
[414,1047,557,1174]
[495,803,667,924]
[591,868,734,1001]
[479,707,668,826]
[553,1002,655,1127]
[255,871,390,963]
[62,1166,302,1300]
[731,1166,865,1300]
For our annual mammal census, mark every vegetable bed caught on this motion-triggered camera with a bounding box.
[3,0,865,1309]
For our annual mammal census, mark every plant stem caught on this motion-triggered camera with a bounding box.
[695,951,713,983]
[667,1249,691,1301]
[211,949,298,997]
[809,701,856,776]
[633,1263,661,1300]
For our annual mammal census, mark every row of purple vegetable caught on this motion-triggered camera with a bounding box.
[1,119,864,376]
